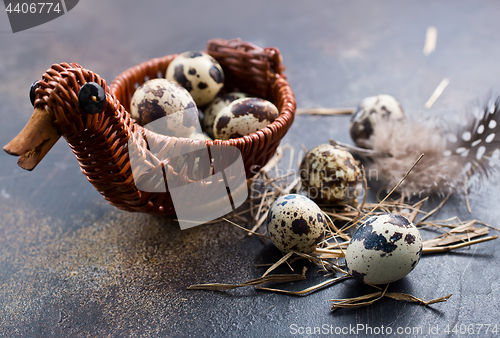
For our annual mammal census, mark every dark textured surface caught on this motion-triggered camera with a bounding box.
[1,1,500,337]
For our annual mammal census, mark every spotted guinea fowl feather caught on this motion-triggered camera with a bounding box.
[353,96,500,197]
[445,96,500,191]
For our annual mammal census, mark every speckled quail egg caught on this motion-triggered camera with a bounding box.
[267,194,326,254]
[130,78,198,137]
[166,51,224,107]
[345,213,422,285]
[350,94,405,148]
[213,98,279,140]
[203,92,248,138]
[299,144,363,205]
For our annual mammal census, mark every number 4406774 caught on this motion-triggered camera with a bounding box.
[444,324,498,335]
[5,3,61,14]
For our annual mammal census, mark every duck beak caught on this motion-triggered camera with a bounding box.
[3,108,61,171]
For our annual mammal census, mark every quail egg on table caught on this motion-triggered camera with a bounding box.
[299,144,363,205]
[130,78,198,137]
[203,92,248,138]
[349,94,405,148]
[166,51,224,107]
[345,213,422,285]
[267,194,326,254]
[213,98,279,140]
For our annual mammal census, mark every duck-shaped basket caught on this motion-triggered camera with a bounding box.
[3,39,296,215]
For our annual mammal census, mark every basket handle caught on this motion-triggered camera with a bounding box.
[206,38,285,77]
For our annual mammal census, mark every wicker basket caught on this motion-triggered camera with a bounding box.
[70,38,296,215]
[110,38,296,179]
[4,39,294,216]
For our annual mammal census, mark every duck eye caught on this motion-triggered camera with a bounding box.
[30,81,38,106]
[78,82,106,114]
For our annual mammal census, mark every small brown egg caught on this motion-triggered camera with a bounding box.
[130,78,198,137]
[350,94,405,148]
[299,144,363,205]
[166,51,224,107]
[202,92,248,138]
[213,98,279,140]
[267,194,326,254]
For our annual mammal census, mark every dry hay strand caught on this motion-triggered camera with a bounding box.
[330,284,453,311]
[188,267,307,291]
[295,107,354,116]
